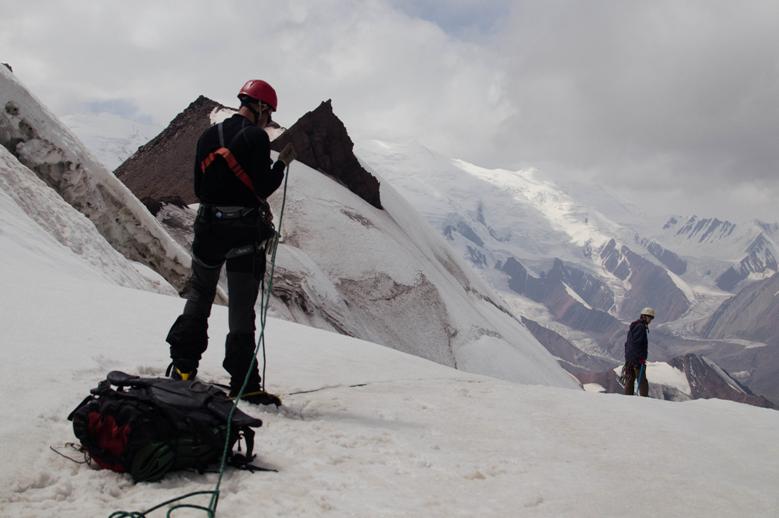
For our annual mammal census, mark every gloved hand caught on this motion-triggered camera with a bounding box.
[278,143,297,166]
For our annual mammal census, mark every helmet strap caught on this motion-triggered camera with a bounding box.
[246,103,261,124]
[239,97,261,124]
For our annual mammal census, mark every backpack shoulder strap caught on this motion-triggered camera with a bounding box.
[199,123,261,198]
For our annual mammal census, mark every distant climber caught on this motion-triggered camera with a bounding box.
[165,79,296,406]
[622,307,655,396]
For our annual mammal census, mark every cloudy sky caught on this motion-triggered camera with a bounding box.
[2,0,777,222]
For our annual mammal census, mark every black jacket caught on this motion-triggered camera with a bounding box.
[624,320,648,364]
[193,114,285,207]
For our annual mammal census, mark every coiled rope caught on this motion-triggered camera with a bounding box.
[109,160,291,518]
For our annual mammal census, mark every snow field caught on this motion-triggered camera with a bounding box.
[2,67,778,517]
[2,262,778,517]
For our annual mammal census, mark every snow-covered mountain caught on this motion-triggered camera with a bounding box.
[2,68,777,518]
[703,272,779,345]
[655,216,779,291]
[60,111,159,171]
[113,97,576,388]
[353,139,779,406]
[9,64,773,406]
[651,215,778,291]
[353,140,690,340]
[0,66,193,294]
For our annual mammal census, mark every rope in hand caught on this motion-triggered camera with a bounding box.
[109,160,292,517]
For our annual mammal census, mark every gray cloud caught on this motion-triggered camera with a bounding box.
[1,0,776,222]
[488,1,779,221]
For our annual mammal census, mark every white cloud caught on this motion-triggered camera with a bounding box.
[1,0,777,222]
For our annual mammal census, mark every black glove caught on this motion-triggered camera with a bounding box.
[278,143,297,166]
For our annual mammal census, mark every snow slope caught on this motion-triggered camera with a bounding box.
[263,153,575,388]
[0,66,193,292]
[0,145,173,293]
[1,199,778,518]
[355,139,618,266]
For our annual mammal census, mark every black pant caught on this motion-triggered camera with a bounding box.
[166,207,270,386]
[623,362,649,396]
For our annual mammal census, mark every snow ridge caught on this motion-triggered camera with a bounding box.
[0,66,193,292]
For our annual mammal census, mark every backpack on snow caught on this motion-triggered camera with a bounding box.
[67,370,263,482]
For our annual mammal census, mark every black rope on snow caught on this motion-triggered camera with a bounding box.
[50,444,89,464]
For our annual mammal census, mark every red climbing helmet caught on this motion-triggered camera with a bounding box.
[238,80,277,111]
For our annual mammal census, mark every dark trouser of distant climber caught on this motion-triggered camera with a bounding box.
[166,206,267,393]
[623,361,649,397]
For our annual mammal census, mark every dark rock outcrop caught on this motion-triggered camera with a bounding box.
[444,220,484,247]
[116,97,382,211]
[619,246,690,321]
[116,96,226,204]
[2,63,11,73]
[703,272,779,345]
[600,239,631,280]
[522,317,617,372]
[270,100,382,210]
[635,236,687,275]
[715,234,777,291]
[499,257,623,336]
[600,240,690,322]
[573,353,776,409]
[675,216,737,242]
[549,258,614,311]
[669,354,776,408]
[701,340,779,408]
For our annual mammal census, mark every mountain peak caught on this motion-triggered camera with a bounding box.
[115,95,227,204]
[271,100,382,209]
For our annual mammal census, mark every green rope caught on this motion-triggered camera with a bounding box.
[109,161,292,518]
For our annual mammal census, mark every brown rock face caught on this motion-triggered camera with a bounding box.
[116,95,226,204]
[117,97,382,211]
[271,100,382,210]
[669,354,776,409]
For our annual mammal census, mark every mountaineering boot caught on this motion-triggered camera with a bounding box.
[165,314,208,381]
[165,362,198,381]
[223,332,281,407]
[230,387,282,407]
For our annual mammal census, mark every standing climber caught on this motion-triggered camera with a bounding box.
[623,307,655,397]
[165,79,296,406]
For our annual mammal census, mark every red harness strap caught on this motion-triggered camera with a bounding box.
[200,147,256,195]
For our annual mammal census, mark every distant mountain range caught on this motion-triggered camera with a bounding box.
[656,215,778,290]
[354,140,778,406]
[11,61,772,408]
